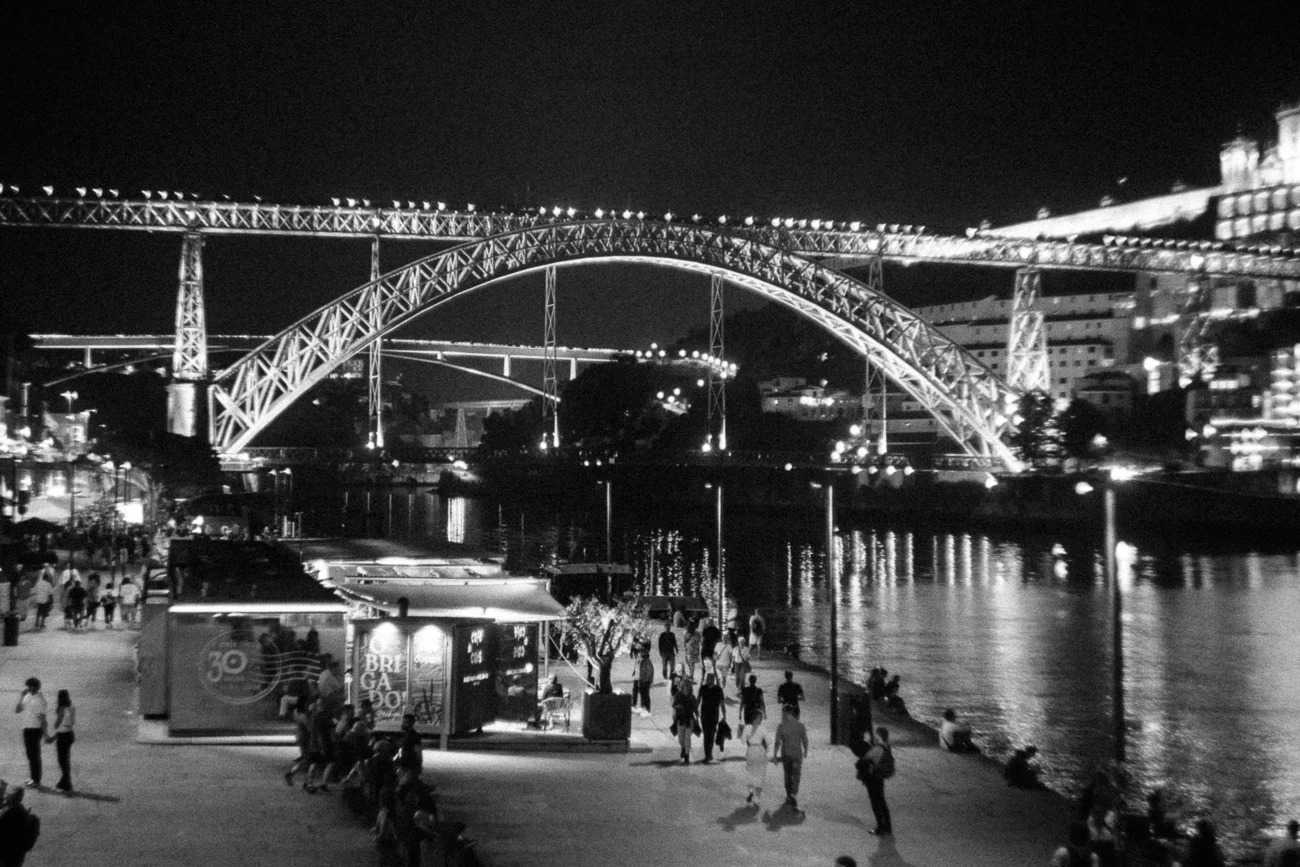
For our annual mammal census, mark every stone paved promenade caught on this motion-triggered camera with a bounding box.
[1,545,1076,866]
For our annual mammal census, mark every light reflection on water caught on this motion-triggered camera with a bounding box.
[341,490,1300,859]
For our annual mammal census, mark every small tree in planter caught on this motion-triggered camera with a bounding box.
[559,595,654,693]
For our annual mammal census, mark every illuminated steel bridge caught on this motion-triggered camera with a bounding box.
[7,192,1300,470]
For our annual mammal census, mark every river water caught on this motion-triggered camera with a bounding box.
[326,486,1300,860]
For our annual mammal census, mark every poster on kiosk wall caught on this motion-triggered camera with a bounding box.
[352,619,452,734]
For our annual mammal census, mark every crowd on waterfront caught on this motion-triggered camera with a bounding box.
[275,661,458,866]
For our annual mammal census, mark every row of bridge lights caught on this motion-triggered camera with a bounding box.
[7,185,1300,257]
[634,344,739,378]
[0,184,941,235]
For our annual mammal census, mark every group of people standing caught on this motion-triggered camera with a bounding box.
[280,681,441,865]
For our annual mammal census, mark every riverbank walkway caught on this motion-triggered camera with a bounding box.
[2,560,1074,865]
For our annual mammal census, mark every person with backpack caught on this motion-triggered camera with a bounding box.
[0,785,39,866]
[853,725,895,837]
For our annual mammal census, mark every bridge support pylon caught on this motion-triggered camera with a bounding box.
[1177,276,1218,388]
[167,232,211,439]
[707,272,727,451]
[862,252,888,454]
[1006,267,1049,394]
[542,266,559,449]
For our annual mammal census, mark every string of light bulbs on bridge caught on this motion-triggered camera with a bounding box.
[4,182,1295,259]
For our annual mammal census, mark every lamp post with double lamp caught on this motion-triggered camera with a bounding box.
[811,474,839,744]
[703,479,724,626]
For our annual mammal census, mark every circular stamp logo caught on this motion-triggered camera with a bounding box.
[199,630,277,705]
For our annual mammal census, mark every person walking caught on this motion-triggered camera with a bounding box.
[854,726,895,837]
[772,704,810,809]
[657,621,678,681]
[57,561,80,598]
[748,610,766,660]
[700,617,721,672]
[118,577,140,627]
[30,571,54,630]
[743,712,769,805]
[66,579,88,631]
[734,636,753,692]
[740,673,766,728]
[44,690,75,794]
[697,672,726,764]
[14,678,47,788]
[633,649,654,715]
[777,670,805,714]
[85,573,102,626]
[715,632,735,694]
[672,679,699,764]
[100,582,118,630]
[683,621,702,682]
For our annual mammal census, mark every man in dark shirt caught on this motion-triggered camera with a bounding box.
[700,618,721,666]
[398,713,423,772]
[657,622,678,680]
[739,674,766,727]
[776,670,805,713]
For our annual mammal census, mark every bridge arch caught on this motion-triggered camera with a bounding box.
[211,220,1020,467]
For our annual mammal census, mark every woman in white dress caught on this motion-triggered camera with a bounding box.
[744,712,769,804]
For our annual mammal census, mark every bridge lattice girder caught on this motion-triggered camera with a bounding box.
[3,196,1300,280]
[210,220,1020,467]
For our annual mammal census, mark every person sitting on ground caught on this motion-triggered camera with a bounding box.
[867,667,887,700]
[1051,821,1100,867]
[939,708,974,753]
[1005,744,1044,789]
[1264,820,1300,867]
[1183,818,1226,867]
[883,674,901,703]
[1147,789,1178,841]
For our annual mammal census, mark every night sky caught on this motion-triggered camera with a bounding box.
[3,2,1299,395]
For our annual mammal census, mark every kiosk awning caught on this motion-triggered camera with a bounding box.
[336,579,566,622]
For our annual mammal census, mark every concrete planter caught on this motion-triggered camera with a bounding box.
[581,690,632,741]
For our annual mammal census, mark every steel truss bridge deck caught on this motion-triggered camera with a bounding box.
[3,196,1299,280]
[30,334,631,363]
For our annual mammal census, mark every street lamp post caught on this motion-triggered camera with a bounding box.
[825,478,839,745]
[68,460,76,530]
[715,480,724,626]
[604,478,612,564]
